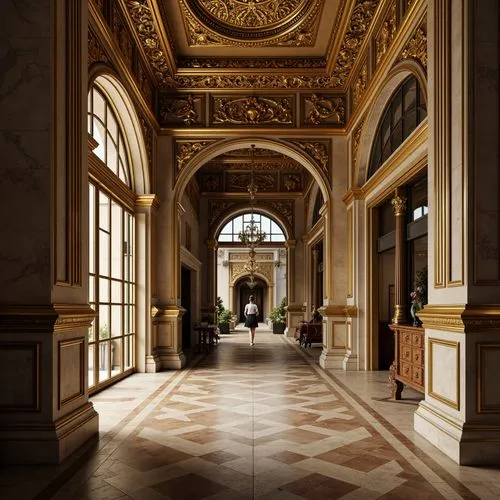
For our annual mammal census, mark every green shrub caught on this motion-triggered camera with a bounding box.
[269,296,287,325]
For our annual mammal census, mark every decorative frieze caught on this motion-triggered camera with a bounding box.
[175,140,216,176]
[351,119,364,177]
[304,94,345,125]
[88,28,109,65]
[177,57,327,69]
[111,3,134,67]
[212,96,293,126]
[208,199,239,227]
[400,24,428,70]
[376,1,397,65]
[293,141,330,180]
[268,200,294,227]
[159,95,202,126]
[227,173,277,192]
[331,0,379,87]
[352,60,368,108]
[124,0,174,86]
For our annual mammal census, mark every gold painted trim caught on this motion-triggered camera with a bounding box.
[318,305,358,317]
[136,194,160,209]
[417,305,465,333]
[428,337,460,410]
[58,338,86,409]
[342,188,365,205]
[0,342,40,412]
[161,127,346,137]
[347,206,353,298]
[477,343,500,414]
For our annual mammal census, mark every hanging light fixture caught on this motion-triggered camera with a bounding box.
[237,144,267,288]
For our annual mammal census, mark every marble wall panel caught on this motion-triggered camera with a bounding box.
[59,339,85,407]
[429,338,459,409]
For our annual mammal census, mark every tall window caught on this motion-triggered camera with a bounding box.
[218,213,286,243]
[368,76,427,179]
[88,85,136,391]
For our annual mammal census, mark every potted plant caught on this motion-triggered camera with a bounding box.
[218,308,233,335]
[410,266,427,326]
[269,296,287,334]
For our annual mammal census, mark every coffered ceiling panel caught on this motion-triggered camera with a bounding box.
[162,0,341,57]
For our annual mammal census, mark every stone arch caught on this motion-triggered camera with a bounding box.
[89,71,150,195]
[174,137,331,208]
[212,205,293,243]
[354,60,428,187]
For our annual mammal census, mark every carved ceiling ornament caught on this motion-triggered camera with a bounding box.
[213,96,293,126]
[305,94,345,125]
[376,1,397,65]
[159,94,200,125]
[180,0,322,47]
[352,60,368,108]
[208,199,239,226]
[231,261,274,284]
[352,118,365,174]
[400,25,428,70]
[268,200,294,227]
[227,173,277,192]
[124,0,174,87]
[88,29,109,65]
[175,140,215,175]
[177,57,326,69]
[294,141,330,179]
[331,0,379,87]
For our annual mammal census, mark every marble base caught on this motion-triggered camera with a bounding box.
[158,350,187,369]
[319,349,345,369]
[145,354,162,373]
[0,403,98,465]
[342,352,358,371]
[415,401,500,465]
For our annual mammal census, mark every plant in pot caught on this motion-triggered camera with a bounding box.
[218,308,233,335]
[269,296,287,334]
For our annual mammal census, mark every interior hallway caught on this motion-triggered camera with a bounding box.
[2,326,500,500]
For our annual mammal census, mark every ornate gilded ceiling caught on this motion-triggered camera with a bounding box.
[179,0,324,47]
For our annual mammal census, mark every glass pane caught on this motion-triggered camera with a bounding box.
[111,280,121,303]
[93,118,106,162]
[111,202,123,279]
[392,95,402,125]
[98,304,110,339]
[111,305,122,337]
[111,337,122,376]
[99,230,110,276]
[404,109,417,138]
[118,136,130,185]
[404,80,417,112]
[232,217,243,234]
[129,216,135,282]
[107,110,118,141]
[93,88,106,122]
[98,341,110,381]
[88,319,95,342]
[89,275,95,303]
[88,344,95,388]
[89,185,95,274]
[106,135,118,174]
[99,191,110,231]
[218,234,232,242]
[99,277,109,302]
[391,122,403,151]
[261,217,271,234]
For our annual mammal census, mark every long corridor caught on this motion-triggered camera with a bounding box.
[3,327,500,499]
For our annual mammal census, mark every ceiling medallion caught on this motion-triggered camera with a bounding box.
[180,0,322,46]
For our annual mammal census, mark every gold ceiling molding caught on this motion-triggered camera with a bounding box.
[172,73,339,90]
[399,23,427,70]
[375,1,397,65]
[123,0,175,86]
[177,57,327,69]
[159,94,202,126]
[304,94,346,125]
[180,0,322,47]
[293,141,330,179]
[331,0,379,87]
[212,96,293,126]
[175,139,216,176]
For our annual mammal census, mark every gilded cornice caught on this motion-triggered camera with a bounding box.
[123,0,176,86]
[317,305,358,317]
[136,194,160,209]
[342,188,365,206]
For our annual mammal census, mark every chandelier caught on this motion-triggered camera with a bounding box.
[237,144,267,287]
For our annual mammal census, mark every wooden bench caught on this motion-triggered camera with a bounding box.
[295,322,323,347]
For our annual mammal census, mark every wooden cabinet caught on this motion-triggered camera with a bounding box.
[389,324,424,399]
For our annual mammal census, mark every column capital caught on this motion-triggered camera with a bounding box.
[391,193,407,216]
[207,239,218,250]
[285,239,296,249]
[135,194,160,210]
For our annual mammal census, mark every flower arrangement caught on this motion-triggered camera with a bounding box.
[269,296,287,325]
[410,266,428,309]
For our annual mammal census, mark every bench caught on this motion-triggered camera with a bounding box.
[295,322,323,348]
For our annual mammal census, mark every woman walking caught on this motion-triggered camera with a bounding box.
[244,295,259,345]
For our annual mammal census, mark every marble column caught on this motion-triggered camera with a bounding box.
[285,239,302,336]
[312,246,319,311]
[0,0,98,464]
[415,0,500,465]
[391,188,408,324]
[135,195,160,373]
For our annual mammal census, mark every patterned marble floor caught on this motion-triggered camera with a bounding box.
[2,325,500,499]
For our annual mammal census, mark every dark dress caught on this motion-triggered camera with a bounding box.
[244,314,258,328]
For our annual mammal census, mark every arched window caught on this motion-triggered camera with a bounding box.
[312,191,323,227]
[88,83,136,392]
[88,86,131,186]
[368,76,427,179]
[218,213,286,243]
